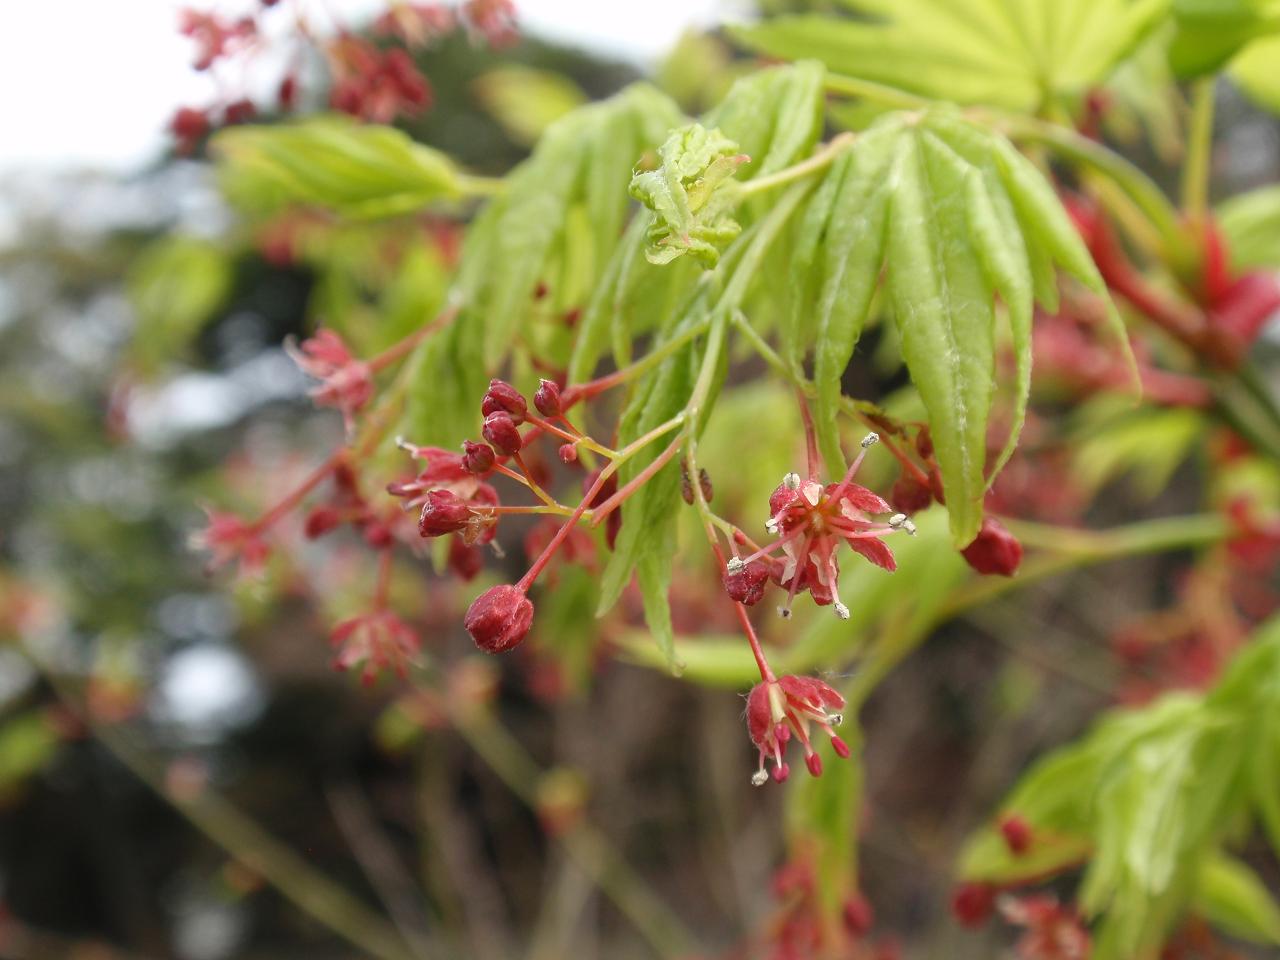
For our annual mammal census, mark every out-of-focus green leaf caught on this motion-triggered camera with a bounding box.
[127,237,233,373]
[1231,32,1280,113]
[471,66,587,146]
[213,116,463,218]
[1193,851,1280,944]
[1168,0,1280,78]
[1070,400,1204,499]
[657,30,738,111]
[629,123,748,267]
[0,710,60,792]
[731,0,1168,114]
[1217,184,1280,271]
[1103,29,1184,164]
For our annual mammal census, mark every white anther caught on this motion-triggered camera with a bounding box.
[903,519,917,536]
[860,433,880,448]
[783,472,801,490]
[834,601,850,620]
[765,518,779,535]
[889,513,907,528]
[726,556,745,572]
[828,713,844,727]
[777,606,793,620]
[751,769,769,787]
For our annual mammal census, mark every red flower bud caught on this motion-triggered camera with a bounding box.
[447,537,484,581]
[890,471,933,514]
[558,443,578,463]
[481,379,526,423]
[533,379,562,417]
[950,883,995,928]
[915,426,934,460]
[363,520,393,548]
[464,584,534,654]
[482,412,522,456]
[418,490,471,537]
[304,505,343,539]
[999,814,1033,855]
[723,561,770,605]
[843,893,874,936]
[462,440,496,474]
[961,517,1023,576]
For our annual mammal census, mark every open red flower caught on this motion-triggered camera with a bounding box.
[286,329,373,432]
[999,895,1089,960]
[745,675,851,785]
[190,508,270,578]
[331,611,420,685]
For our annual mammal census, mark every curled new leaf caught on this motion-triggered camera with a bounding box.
[629,123,749,267]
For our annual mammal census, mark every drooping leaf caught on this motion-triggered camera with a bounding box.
[127,237,233,373]
[471,66,588,146]
[1231,32,1280,114]
[629,123,749,267]
[1192,851,1280,945]
[212,116,464,219]
[1217,184,1280,271]
[731,0,1169,115]
[1168,0,1280,78]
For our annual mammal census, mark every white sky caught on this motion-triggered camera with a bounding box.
[0,0,740,174]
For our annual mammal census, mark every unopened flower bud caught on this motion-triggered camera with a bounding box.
[999,814,1033,855]
[533,379,562,417]
[961,517,1023,576]
[482,412,522,456]
[481,379,527,423]
[304,505,343,539]
[891,472,934,514]
[951,883,996,928]
[723,561,770,605]
[558,442,578,464]
[418,490,472,537]
[462,440,496,474]
[464,584,534,654]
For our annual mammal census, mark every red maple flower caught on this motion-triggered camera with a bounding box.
[330,610,420,685]
[999,895,1090,960]
[286,329,373,431]
[745,675,851,785]
[727,435,912,619]
[388,444,501,547]
[190,509,270,578]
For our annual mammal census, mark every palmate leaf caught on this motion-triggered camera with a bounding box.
[960,616,1280,959]
[1168,0,1280,78]
[1218,184,1280,271]
[731,0,1169,114]
[790,110,1129,546]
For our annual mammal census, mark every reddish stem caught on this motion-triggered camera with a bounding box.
[250,449,345,534]
[373,547,392,609]
[366,306,458,374]
[588,438,682,527]
[517,468,613,591]
[797,390,821,480]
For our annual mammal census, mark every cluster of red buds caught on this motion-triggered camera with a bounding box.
[762,857,899,960]
[169,1,520,153]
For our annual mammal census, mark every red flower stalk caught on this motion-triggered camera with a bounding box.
[190,509,270,578]
[464,584,534,653]
[728,435,912,619]
[745,675,851,785]
[961,516,1023,577]
[286,329,373,432]
[331,610,420,685]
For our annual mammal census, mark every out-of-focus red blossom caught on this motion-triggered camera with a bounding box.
[447,537,485,581]
[170,106,210,154]
[328,37,432,123]
[277,74,298,111]
[951,883,996,928]
[1200,220,1280,357]
[191,509,270,577]
[523,518,595,582]
[286,329,373,431]
[999,895,1090,960]
[463,0,518,46]
[222,97,257,125]
[178,9,255,70]
[890,470,933,514]
[1226,497,1280,570]
[375,2,455,45]
[331,610,420,685]
[961,516,1023,577]
[1000,814,1034,855]
[746,675,851,784]
[842,893,874,936]
[465,584,534,653]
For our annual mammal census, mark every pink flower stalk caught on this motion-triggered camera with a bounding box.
[286,329,373,432]
[728,434,913,619]
[745,675,851,785]
[330,610,421,685]
[190,509,270,578]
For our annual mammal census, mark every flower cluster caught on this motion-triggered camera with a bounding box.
[746,675,851,784]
